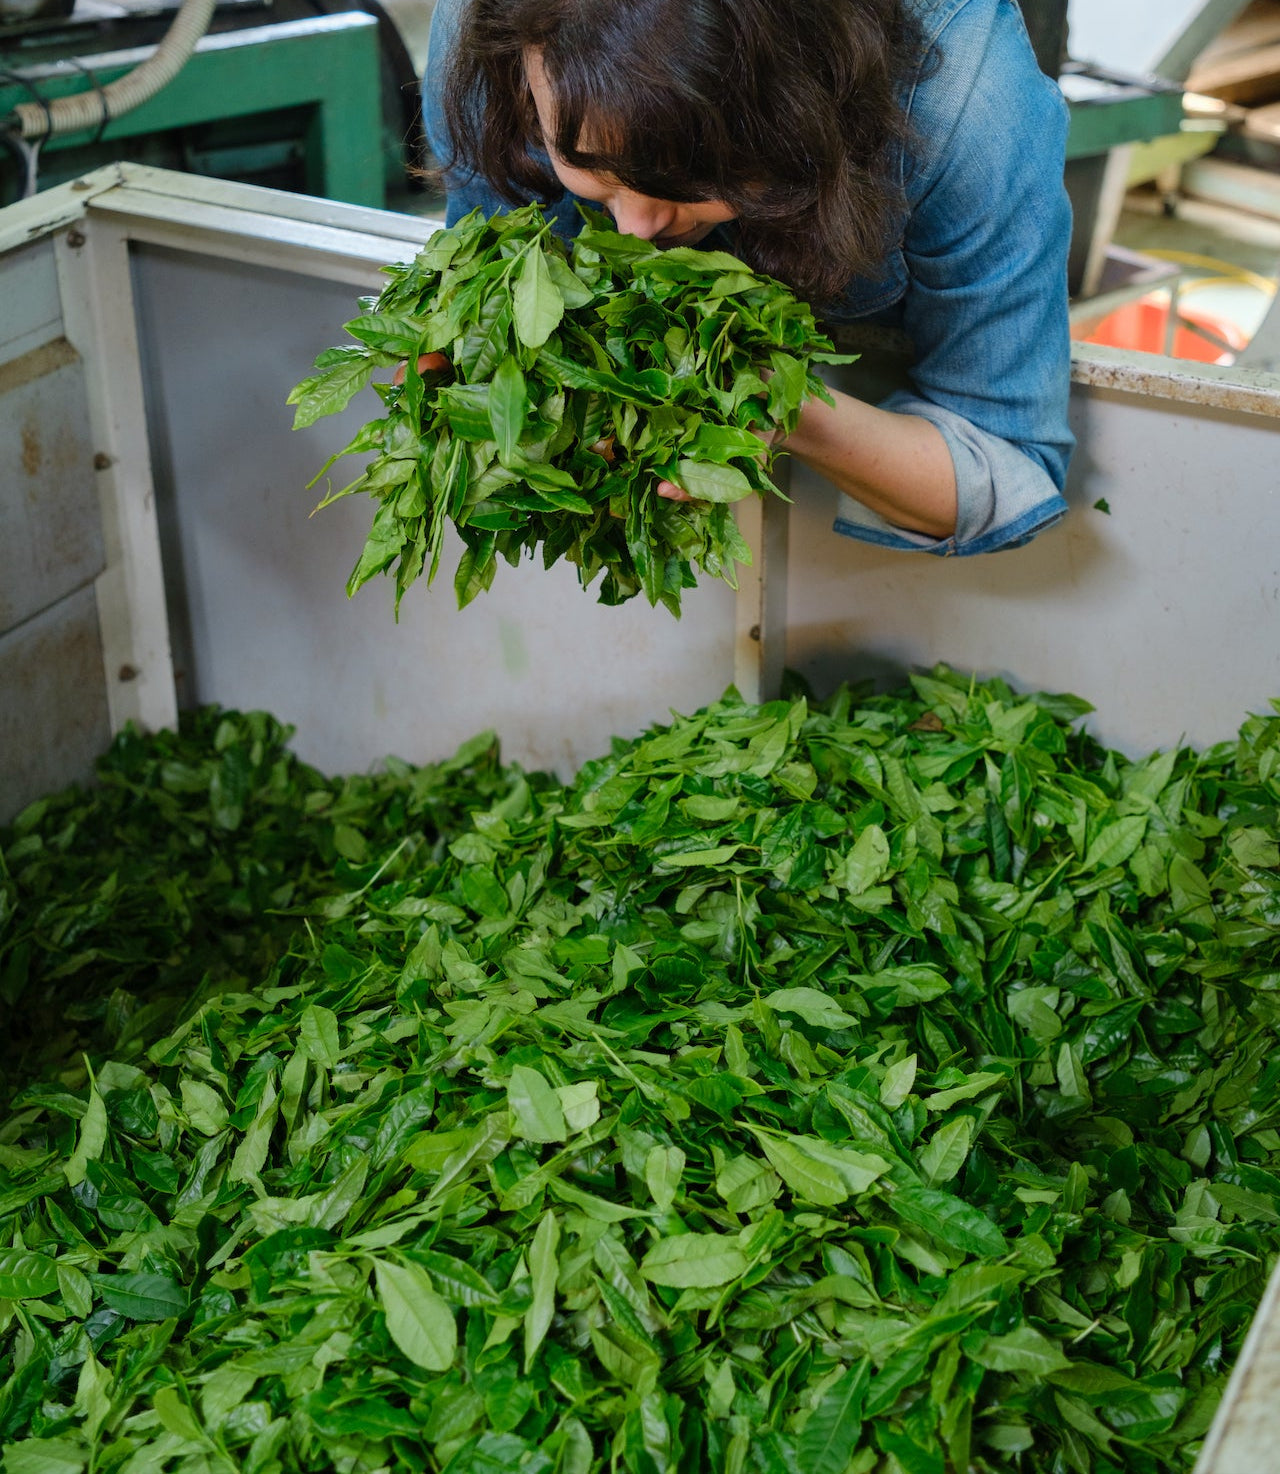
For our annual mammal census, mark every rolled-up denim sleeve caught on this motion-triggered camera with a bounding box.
[834,0,1074,556]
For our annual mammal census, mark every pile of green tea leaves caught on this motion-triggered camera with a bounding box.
[2,668,1280,1474]
[288,204,849,616]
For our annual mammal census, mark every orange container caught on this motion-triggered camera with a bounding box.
[1075,294,1249,364]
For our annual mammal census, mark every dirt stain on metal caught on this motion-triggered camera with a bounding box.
[2,341,106,628]
[21,420,41,477]
[1072,343,1280,418]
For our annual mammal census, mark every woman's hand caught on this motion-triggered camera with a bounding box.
[657,423,782,502]
[656,479,694,502]
[392,351,451,386]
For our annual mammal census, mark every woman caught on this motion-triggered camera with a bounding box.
[421,0,1074,556]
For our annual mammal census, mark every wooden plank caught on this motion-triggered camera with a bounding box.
[1187,39,1280,103]
[1191,0,1280,62]
[1242,96,1280,136]
[1182,154,1280,220]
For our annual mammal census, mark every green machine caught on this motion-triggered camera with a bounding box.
[0,0,427,207]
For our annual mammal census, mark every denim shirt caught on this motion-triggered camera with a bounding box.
[422,0,1074,556]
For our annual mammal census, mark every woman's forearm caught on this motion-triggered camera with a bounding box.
[782,388,958,539]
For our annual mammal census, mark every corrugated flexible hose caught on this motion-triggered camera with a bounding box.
[9,0,216,139]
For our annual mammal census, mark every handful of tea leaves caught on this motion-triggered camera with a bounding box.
[289,204,851,616]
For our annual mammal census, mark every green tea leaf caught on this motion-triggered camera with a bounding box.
[640,1233,748,1288]
[508,1064,568,1143]
[669,459,755,504]
[180,1079,228,1135]
[93,1271,187,1321]
[374,1257,456,1371]
[0,1249,58,1300]
[63,1082,106,1187]
[644,1145,685,1214]
[288,356,375,429]
[513,244,565,348]
[654,844,742,868]
[489,356,527,464]
[524,1209,560,1372]
[798,1360,871,1474]
[0,1439,89,1474]
[300,1004,340,1066]
[753,1133,847,1206]
[764,987,852,1030]
[1084,815,1148,871]
[976,1326,1072,1375]
[919,1117,973,1186]
[880,1054,918,1110]
[841,824,891,896]
[892,1187,1007,1257]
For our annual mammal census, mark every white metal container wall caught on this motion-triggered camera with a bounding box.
[784,370,1280,756]
[130,242,738,780]
[116,194,1280,772]
[0,238,111,809]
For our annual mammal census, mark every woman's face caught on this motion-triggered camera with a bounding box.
[524,49,737,247]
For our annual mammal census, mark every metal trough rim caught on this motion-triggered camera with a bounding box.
[1193,1256,1280,1474]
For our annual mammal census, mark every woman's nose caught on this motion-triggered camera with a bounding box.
[608,192,674,241]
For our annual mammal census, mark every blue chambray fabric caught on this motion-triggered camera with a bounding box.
[421,0,1074,556]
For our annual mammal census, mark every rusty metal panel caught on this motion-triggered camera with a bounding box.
[0,239,61,361]
[0,336,105,635]
[0,585,111,824]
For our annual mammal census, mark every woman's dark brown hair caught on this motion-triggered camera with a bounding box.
[436,0,926,303]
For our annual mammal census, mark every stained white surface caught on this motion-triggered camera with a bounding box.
[0,240,62,360]
[130,244,736,779]
[784,373,1280,757]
